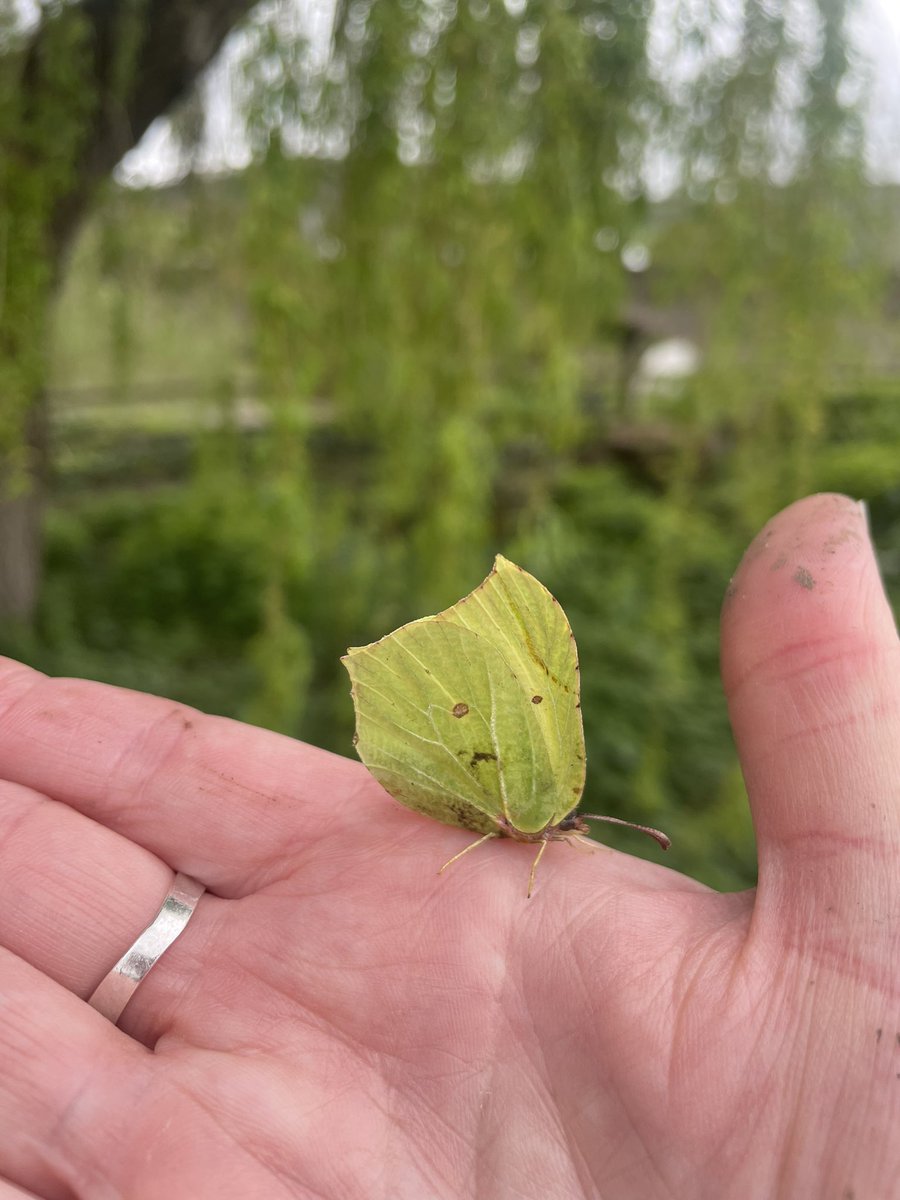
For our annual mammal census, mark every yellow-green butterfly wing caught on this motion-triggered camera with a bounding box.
[435,554,586,830]
[343,556,585,835]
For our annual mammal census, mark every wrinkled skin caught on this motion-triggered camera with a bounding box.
[0,493,897,1200]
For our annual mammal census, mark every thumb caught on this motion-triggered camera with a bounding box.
[721,493,900,907]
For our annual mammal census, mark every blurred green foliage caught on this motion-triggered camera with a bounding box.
[3,0,900,891]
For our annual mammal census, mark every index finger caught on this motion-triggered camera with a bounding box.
[0,658,366,893]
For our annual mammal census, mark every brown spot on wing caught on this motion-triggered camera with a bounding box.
[470,750,497,768]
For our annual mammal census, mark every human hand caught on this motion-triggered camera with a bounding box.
[0,492,896,1199]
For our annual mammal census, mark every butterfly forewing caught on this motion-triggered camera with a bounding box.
[432,555,586,830]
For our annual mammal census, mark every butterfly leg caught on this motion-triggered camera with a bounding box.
[439,832,499,876]
[527,838,551,899]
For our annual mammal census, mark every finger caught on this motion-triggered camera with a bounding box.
[0,659,365,893]
[0,779,199,1000]
[721,493,900,894]
[0,947,149,1200]
[0,771,248,1055]
[0,1180,48,1199]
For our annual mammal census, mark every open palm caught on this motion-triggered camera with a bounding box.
[1,493,897,1200]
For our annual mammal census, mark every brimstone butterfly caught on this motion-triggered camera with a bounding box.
[343,555,670,895]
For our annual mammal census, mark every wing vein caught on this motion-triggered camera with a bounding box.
[359,711,483,790]
[392,635,459,703]
[373,753,487,809]
[485,667,511,822]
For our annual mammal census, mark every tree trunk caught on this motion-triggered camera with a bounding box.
[0,398,47,624]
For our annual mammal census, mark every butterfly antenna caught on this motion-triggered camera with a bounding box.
[580,813,671,851]
[527,839,550,899]
[439,832,499,876]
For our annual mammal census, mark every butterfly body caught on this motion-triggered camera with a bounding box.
[491,809,587,842]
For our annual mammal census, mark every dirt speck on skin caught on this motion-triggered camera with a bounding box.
[170,707,193,731]
[770,554,787,571]
[793,566,815,590]
[876,1028,883,1043]
[824,527,862,554]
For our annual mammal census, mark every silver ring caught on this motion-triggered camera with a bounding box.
[87,872,205,1025]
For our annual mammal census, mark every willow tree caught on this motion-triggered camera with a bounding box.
[0,0,257,621]
[645,0,878,527]
[231,0,876,628]
[235,0,654,615]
